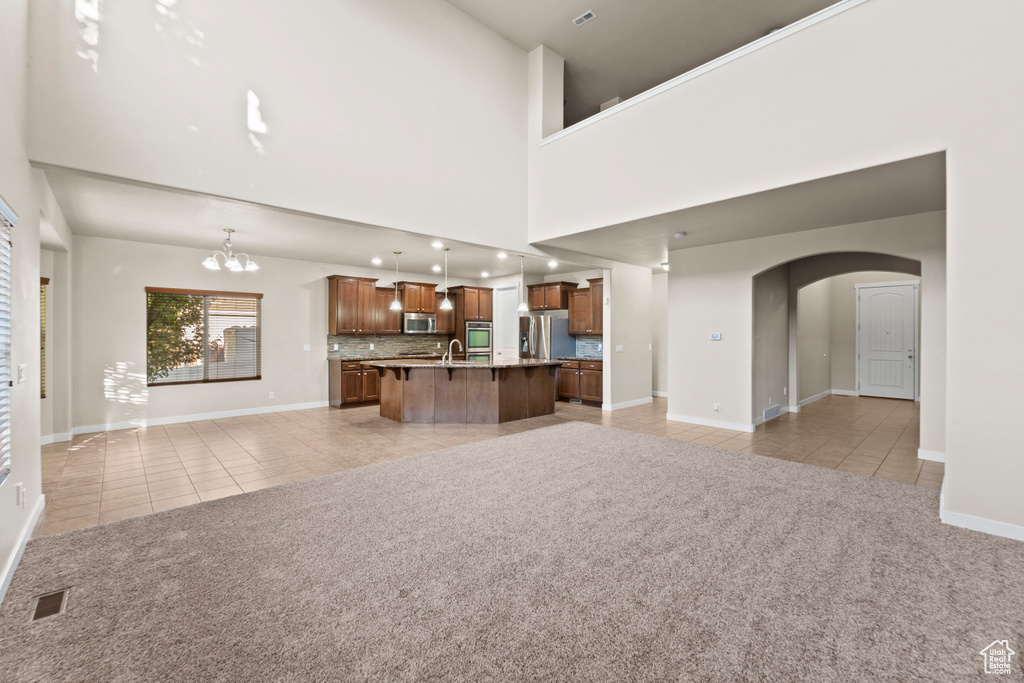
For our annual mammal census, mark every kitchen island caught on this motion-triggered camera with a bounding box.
[365,359,562,424]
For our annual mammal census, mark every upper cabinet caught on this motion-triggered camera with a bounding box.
[567,278,604,336]
[527,282,577,311]
[397,282,436,313]
[376,287,403,335]
[449,286,492,322]
[436,291,456,334]
[329,275,379,335]
[588,278,604,335]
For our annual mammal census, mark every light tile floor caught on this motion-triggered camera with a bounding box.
[35,395,940,537]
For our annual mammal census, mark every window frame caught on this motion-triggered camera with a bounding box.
[145,287,263,387]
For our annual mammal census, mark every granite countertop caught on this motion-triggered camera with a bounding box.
[365,358,564,369]
[556,356,603,362]
[332,354,457,363]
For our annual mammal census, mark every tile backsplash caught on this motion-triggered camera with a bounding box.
[328,334,453,359]
[575,335,603,359]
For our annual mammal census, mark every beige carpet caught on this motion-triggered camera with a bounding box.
[1,422,1022,682]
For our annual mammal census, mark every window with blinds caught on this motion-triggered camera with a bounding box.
[0,197,15,487]
[146,288,262,386]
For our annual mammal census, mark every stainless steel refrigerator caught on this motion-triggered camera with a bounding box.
[520,313,575,361]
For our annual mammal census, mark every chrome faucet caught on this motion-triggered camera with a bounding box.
[443,338,463,365]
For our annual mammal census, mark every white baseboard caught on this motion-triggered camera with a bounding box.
[799,390,831,407]
[918,448,945,463]
[602,396,654,411]
[652,391,669,398]
[667,413,755,433]
[831,389,859,397]
[70,401,331,436]
[0,493,46,606]
[41,432,73,446]
[941,505,1024,543]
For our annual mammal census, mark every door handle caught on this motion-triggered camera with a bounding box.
[908,355,913,359]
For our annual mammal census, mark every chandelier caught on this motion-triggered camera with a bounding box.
[202,228,259,272]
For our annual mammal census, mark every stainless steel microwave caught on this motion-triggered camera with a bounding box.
[403,313,437,334]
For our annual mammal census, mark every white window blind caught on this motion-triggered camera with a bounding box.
[145,288,262,386]
[0,197,15,487]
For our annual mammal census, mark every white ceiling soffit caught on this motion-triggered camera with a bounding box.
[444,0,838,127]
[41,168,594,279]
[536,153,947,267]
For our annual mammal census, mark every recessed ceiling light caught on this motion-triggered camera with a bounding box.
[371,257,382,266]
[673,232,687,239]
[548,260,558,268]
[497,252,508,259]
[661,262,670,271]
[572,10,595,27]
[432,264,442,272]
[481,271,489,278]
[431,240,444,249]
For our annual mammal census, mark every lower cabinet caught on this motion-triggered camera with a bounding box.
[558,360,602,403]
[330,360,382,407]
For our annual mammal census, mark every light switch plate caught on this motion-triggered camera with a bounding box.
[303,344,311,351]
[615,345,623,352]
[369,343,374,350]
[17,364,26,383]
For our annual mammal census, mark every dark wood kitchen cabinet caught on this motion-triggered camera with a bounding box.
[330,360,382,406]
[557,362,580,399]
[567,279,604,336]
[328,275,378,335]
[588,278,604,335]
[448,286,492,321]
[436,292,456,334]
[568,289,591,336]
[397,282,436,313]
[557,359,602,403]
[376,287,403,335]
[527,282,577,311]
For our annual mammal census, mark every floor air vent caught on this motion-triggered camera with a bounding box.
[32,590,68,621]
[763,405,782,422]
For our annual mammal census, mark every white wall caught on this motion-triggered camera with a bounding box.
[796,278,831,403]
[530,0,1022,529]
[651,272,668,396]
[29,0,529,251]
[71,236,483,431]
[668,212,944,434]
[752,265,789,421]
[605,263,652,409]
[0,0,44,602]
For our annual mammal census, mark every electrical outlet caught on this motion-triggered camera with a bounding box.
[369,343,374,350]
[615,345,623,352]
[15,483,25,508]
[17,364,26,383]
[437,342,441,348]
[333,344,339,351]
[648,343,652,351]
[768,396,772,405]
[269,392,275,399]
[714,403,720,412]
[783,387,787,396]
[303,344,311,351]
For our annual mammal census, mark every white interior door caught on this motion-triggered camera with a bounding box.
[494,286,520,359]
[857,282,918,399]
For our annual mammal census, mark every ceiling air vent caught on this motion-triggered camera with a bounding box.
[573,11,596,27]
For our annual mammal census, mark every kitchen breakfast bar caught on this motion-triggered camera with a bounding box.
[365,359,563,424]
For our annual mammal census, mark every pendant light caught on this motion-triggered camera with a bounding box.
[389,251,403,311]
[439,248,453,311]
[517,255,529,312]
